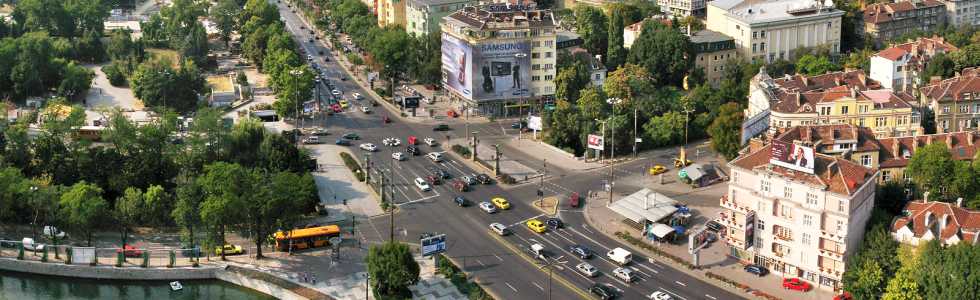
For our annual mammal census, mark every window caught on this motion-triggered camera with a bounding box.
[841,106,849,114]
[784,186,793,199]
[544,64,553,70]
[820,107,831,115]
[532,53,540,59]
[962,105,970,113]
[838,200,846,212]
[836,220,845,233]
[859,105,868,113]
[544,41,553,47]
[760,42,766,51]
[761,30,766,38]
[757,219,766,231]
[781,205,792,219]
[533,41,541,47]
[802,233,811,245]
[545,52,552,58]
[753,31,758,39]
[752,43,757,53]
[532,64,540,70]
[761,180,770,192]
[803,215,814,227]
[806,193,818,206]
[860,155,871,167]
[733,172,739,184]
[942,120,950,130]
[882,170,891,181]
[944,105,951,113]
[544,75,553,80]
[876,117,887,127]
[903,171,911,183]
[531,75,540,81]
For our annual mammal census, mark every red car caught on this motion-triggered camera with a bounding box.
[331,104,342,113]
[383,115,391,123]
[447,110,458,118]
[782,278,812,292]
[568,192,580,208]
[408,136,417,145]
[117,244,143,258]
[833,292,853,300]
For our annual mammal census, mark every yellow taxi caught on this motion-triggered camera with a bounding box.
[339,100,349,108]
[526,219,547,233]
[215,244,245,255]
[648,165,667,175]
[491,197,510,210]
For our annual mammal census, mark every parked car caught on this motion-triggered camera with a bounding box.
[392,152,406,161]
[424,137,437,146]
[407,146,421,155]
[568,245,592,259]
[0,237,15,248]
[478,201,497,213]
[453,196,469,207]
[491,197,510,209]
[426,152,443,162]
[311,128,329,136]
[335,139,351,146]
[359,143,378,152]
[360,106,371,113]
[612,267,636,283]
[43,225,66,239]
[118,244,143,258]
[331,89,341,96]
[782,278,812,292]
[705,220,724,232]
[648,291,673,300]
[436,169,451,179]
[589,284,615,300]
[546,217,563,229]
[330,104,343,113]
[352,92,363,100]
[648,165,667,175]
[426,175,441,185]
[462,175,477,185]
[576,262,599,277]
[833,292,853,300]
[452,180,468,192]
[476,174,492,184]
[382,137,401,147]
[415,177,432,191]
[22,238,44,252]
[743,264,768,277]
[302,136,321,144]
[215,244,245,256]
[339,100,349,108]
[489,223,509,236]
[432,124,450,131]
[342,133,360,140]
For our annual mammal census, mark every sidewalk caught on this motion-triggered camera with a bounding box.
[583,195,838,300]
[307,144,387,223]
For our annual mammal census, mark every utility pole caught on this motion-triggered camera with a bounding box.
[633,107,638,158]
[609,119,615,205]
[364,154,371,183]
[389,170,395,243]
[493,144,501,176]
[471,132,478,162]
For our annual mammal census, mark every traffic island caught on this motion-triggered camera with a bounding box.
[532,196,559,216]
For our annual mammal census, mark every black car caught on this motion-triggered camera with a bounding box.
[407,146,421,155]
[706,220,724,232]
[567,245,592,259]
[476,174,492,184]
[335,139,351,146]
[743,264,769,277]
[589,284,615,300]
[342,133,360,140]
[0,237,15,248]
[433,124,450,131]
[453,196,469,207]
[437,169,451,179]
[546,218,564,229]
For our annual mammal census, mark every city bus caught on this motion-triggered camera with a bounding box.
[274,225,341,251]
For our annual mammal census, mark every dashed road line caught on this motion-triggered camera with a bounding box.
[532,282,544,291]
[476,259,486,266]
[504,282,518,292]
[705,294,717,300]
[674,280,687,287]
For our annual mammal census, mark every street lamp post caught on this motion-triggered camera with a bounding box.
[289,68,306,146]
[606,98,623,205]
[515,53,528,143]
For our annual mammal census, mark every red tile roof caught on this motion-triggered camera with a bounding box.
[730,142,876,196]
[876,131,980,169]
[920,68,980,103]
[874,36,958,62]
[769,71,893,114]
[775,124,880,152]
[863,0,945,25]
[891,201,980,244]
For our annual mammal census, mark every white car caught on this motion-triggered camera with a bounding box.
[414,177,431,191]
[382,138,401,147]
[307,55,313,61]
[43,225,66,239]
[648,291,673,300]
[613,267,636,283]
[353,92,363,100]
[359,143,378,152]
[489,223,509,236]
[478,201,497,213]
[22,237,44,252]
[331,89,341,96]
[392,152,406,161]
[360,106,371,113]
[302,136,321,144]
[576,262,599,277]
[426,152,443,162]
[424,137,437,146]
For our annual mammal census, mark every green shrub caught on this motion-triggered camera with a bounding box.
[451,145,471,158]
[497,174,516,185]
[339,152,365,182]
[102,62,128,87]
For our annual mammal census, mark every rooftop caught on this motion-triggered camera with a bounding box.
[710,0,843,24]
[919,67,980,102]
[690,29,733,44]
[445,4,555,30]
[408,0,474,7]
[763,70,914,114]
[874,36,958,62]
[876,131,980,168]
[731,142,876,196]
[775,124,881,152]
[608,188,679,224]
[863,0,945,24]
[892,200,980,244]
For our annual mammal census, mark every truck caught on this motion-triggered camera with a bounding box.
[530,243,546,260]
[607,247,632,265]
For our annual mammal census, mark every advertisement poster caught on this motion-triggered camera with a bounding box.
[471,41,531,101]
[769,140,815,174]
[441,33,472,99]
[587,134,604,150]
[744,211,756,249]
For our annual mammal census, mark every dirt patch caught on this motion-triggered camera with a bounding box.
[146,48,180,68]
[207,75,234,92]
[532,196,558,215]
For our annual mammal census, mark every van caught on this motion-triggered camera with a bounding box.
[607,247,632,265]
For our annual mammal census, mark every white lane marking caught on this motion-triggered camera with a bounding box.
[705,294,717,300]
[582,225,595,234]
[495,255,504,261]
[532,282,544,291]
[636,262,660,274]
[505,282,518,292]
[553,230,577,244]
[476,259,486,266]
[510,213,547,227]
[567,227,611,252]
[674,280,687,287]
[630,266,651,277]
[661,288,688,300]
[396,194,440,207]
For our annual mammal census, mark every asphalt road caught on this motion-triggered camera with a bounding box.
[274,1,744,299]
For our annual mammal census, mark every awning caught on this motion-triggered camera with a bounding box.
[607,188,679,224]
[648,223,675,238]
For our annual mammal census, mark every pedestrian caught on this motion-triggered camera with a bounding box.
[343,198,347,205]
[312,274,317,284]
[302,273,308,283]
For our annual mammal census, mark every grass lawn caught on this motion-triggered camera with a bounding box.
[207,75,233,92]
[146,48,180,68]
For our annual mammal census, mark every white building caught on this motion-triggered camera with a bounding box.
[941,0,980,27]
[706,0,844,63]
[657,0,710,17]
[869,36,958,92]
[721,140,878,291]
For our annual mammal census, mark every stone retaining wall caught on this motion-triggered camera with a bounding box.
[0,257,219,280]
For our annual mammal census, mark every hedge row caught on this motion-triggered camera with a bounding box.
[339,152,365,182]
[451,144,471,159]
[435,254,494,300]
[614,231,697,270]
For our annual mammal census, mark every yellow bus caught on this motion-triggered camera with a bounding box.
[274,225,341,251]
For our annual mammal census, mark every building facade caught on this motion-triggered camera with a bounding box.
[657,0,709,17]
[441,4,557,116]
[892,199,980,246]
[406,0,475,36]
[722,141,878,291]
[920,67,980,133]
[691,29,737,87]
[943,0,980,27]
[706,0,844,63]
[869,36,958,92]
[861,0,946,47]
[378,0,407,28]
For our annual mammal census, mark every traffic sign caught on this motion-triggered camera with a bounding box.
[420,234,446,257]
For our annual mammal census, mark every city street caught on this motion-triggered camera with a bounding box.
[274,1,744,299]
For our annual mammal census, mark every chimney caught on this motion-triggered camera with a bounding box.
[924,191,930,202]
[851,87,858,98]
[797,93,804,107]
[957,197,964,207]
[892,140,900,157]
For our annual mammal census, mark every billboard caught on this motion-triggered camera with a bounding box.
[442,33,531,101]
[527,116,542,131]
[744,211,756,249]
[741,109,769,145]
[769,140,815,174]
[587,134,604,150]
[420,234,447,257]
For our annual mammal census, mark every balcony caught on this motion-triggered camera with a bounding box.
[720,195,752,214]
[820,248,845,260]
[820,230,846,242]
[726,236,746,249]
[718,211,744,230]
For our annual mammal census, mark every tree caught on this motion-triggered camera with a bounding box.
[707,103,744,160]
[197,162,248,260]
[843,224,900,299]
[545,100,583,155]
[626,22,691,86]
[272,65,315,118]
[606,11,627,70]
[577,86,608,122]
[212,0,239,47]
[57,62,94,101]
[106,29,136,61]
[172,180,203,250]
[906,142,956,199]
[575,6,607,58]
[554,62,590,103]
[603,63,652,104]
[180,22,209,67]
[59,181,109,246]
[796,54,841,76]
[365,27,414,95]
[130,59,207,113]
[882,246,923,300]
[643,111,686,147]
[921,53,955,82]
[0,167,30,230]
[366,242,421,299]
[114,187,145,246]
[249,171,316,258]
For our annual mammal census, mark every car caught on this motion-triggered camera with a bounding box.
[743,264,768,277]
[833,292,853,300]
[453,196,469,207]
[436,169,450,179]
[414,177,432,191]
[331,104,343,113]
[705,220,724,232]
[339,100,349,108]
[782,278,812,292]
[331,89,341,96]
[407,146,421,155]
[489,223,510,236]
[526,219,547,233]
[311,128,329,136]
[568,245,592,259]
[648,291,673,300]
[215,244,245,256]
[392,152,406,161]
[478,201,497,213]
[432,124,450,131]
[335,139,351,146]
[462,175,477,185]
[306,54,313,61]
[423,137,437,146]
[476,174,492,184]
[43,225,66,239]
[361,106,371,113]
[546,217,563,229]
[22,237,44,252]
[383,137,401,147]
[426,175,441,185]
[352,92,363,100]
[491,197,510,209]
[342,133,360,140]
[452,180,468,192]
[576,262,599,277]
[589,284,615,300]
[648,165,667,175]
[359,143,378,152]
[0,237,15,248]
[612,267,636,283]
[118,244,143,258]
[302,136,321,144]
[426,152,443,162]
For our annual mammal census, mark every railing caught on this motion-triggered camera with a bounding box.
[720,196,752,213]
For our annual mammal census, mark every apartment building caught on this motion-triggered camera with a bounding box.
[706,0,844,63]
[623,16,674,49]
[942,0,980,26]
[441,4,557,116]
[749,69,920,138]
[406,0,475,36]
[869,36,959,93]
[378,0,407,28]
[721,140,877,290]
[892,198,980,246]
[861,0,946,47]
[658,0,710,17]
[920,67,980,133]
[691,29,737,87]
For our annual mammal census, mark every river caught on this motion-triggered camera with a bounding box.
[0,270,275,300]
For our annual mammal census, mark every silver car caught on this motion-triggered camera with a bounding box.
[576,262,599,277]
[489,223,509,236]
[479,201,497,213]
